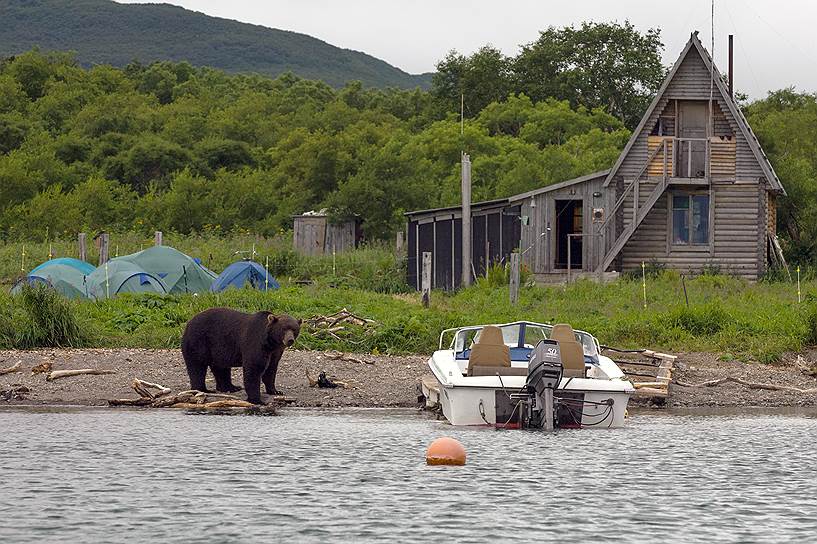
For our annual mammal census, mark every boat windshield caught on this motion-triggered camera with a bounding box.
[449,321,599,361]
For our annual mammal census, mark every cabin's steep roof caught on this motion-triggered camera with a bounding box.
[604,32,784,194]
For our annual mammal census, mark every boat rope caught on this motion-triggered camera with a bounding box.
[478,399,490,425]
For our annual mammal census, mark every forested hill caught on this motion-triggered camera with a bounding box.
[0,0,432,89]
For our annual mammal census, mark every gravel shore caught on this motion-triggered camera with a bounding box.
[1,348,816,409]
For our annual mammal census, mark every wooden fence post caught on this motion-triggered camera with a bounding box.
[99,233,110,265]
[510,253,520,305]
[396,231,404,253]
[154,231,163,246]
[421,251,432,308]
[78,233,87,262]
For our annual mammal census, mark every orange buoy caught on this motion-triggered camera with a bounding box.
[426,437,466,466]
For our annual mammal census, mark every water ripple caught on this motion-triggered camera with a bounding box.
[1,409,816,542]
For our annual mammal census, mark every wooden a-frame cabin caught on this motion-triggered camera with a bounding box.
[405,32,785,290]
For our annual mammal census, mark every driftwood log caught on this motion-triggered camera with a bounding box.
[0,361,22,375]
[674,377,817,394]
[47,369,116,381]
[109,385,296,410]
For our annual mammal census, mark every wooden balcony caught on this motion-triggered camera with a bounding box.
[647,135,736,181]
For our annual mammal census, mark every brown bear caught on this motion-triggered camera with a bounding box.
[181,308,301,404]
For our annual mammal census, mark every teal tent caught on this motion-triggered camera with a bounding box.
[31,257,95,276]
[86,260,167,300]
[12,263,90,299]
[116,246,216,294]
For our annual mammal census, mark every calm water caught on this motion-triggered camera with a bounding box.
[1,407,816,543]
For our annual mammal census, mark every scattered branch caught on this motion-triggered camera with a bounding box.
[47,369,116,381]
[675,377,817,394]
[324,350,372,365]
[306,308,376,341]
[0,361,22,376]
[131,378,171,399]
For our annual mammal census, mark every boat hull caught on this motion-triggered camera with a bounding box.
[437,381,631,428]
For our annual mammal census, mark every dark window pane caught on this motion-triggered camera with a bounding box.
[673,208,689,244]
[673,195,689,209]
[692,195,709,244]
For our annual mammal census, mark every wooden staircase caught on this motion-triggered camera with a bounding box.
[596,139,672,274]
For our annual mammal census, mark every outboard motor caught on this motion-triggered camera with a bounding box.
[515,340,563,430]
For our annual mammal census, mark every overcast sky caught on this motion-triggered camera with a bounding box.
[119,0,817,99]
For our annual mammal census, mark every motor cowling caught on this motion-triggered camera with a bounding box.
[523,340,563,429]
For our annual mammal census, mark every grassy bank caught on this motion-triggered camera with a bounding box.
[2,271,815,362]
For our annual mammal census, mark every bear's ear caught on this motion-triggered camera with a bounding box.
[297,318,303,325]
[267,314,278,324]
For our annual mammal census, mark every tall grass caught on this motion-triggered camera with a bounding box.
[3,284,88,348]
[1,270,814,362]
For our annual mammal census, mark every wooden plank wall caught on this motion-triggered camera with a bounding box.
[293,216,326,256]
[619,182,761,279]
[324,221,356,253]
[516,174,607,274]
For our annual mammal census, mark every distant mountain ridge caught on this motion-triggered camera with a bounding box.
[0,0,432,88]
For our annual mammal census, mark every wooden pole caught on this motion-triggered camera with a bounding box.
[422,251,432,308]
[461,153,472,287]
[154,231,163,246]
[78,233,87,262]
[395,230,404,253]
[99,233,110,265]
[510,253,520,305]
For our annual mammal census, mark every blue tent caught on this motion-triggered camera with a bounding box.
[210,261,280,292]
[31,257,95,276]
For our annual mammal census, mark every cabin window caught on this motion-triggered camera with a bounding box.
[671,193,709,246]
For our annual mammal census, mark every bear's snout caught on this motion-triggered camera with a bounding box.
[286,338,294,346]
[283,330,296,347]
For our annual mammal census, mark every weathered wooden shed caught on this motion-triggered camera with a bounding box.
[405,31,784,287]
[292,212,361,256]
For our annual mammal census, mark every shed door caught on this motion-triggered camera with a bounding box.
[678,101,707,178]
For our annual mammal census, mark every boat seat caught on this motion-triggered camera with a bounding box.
[468,366,529,377]
[467,325,510,376]
[551,323,578,343]
[557,340,586,378]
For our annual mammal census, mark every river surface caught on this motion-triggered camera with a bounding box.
[1,407,815,543]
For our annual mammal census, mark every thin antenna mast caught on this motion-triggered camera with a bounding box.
[709,0,715,139]
[460,93,464,135]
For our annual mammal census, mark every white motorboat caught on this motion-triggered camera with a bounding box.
[426,321,634,429]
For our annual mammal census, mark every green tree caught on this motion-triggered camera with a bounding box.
[513,21,664,128]
[745,89,817,262]
[432,46,512,118]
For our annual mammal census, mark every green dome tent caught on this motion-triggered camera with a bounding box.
[11,263,90,299]
[86,260,167,300]
[116,246,216,294]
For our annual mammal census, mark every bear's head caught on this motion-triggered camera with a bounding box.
[266,313,301,348]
